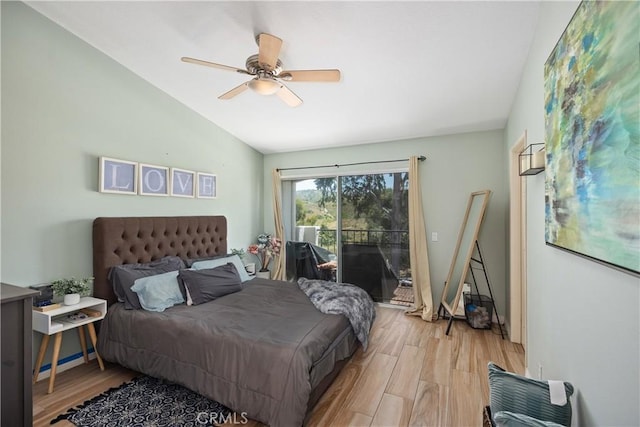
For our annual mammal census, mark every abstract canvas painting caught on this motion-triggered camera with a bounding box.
[544,1,639,275]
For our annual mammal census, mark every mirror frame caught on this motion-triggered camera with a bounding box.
[440,189,492,317]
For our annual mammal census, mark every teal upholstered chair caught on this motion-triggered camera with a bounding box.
[487,362,574,427]
[493,411,565,427]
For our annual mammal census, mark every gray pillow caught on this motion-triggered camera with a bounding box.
[108,256,185,309]
[178,263,242,305]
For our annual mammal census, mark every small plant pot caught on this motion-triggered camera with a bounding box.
[64,293,81,305]
[244,263,256,275]
[255,270,270,279]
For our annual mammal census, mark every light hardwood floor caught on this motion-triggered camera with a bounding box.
[33,306,524,427]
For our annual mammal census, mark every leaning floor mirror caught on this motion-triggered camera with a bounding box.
[439,190,491,334]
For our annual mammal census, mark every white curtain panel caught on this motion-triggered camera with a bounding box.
[406,156,434,321]
[271,169,286,280]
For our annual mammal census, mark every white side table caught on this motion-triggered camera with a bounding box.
[32,297,107,393]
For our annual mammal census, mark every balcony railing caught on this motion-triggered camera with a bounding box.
[317,228,409,254]
[318,228,410,282]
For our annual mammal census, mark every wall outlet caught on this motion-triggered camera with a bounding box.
[431,231,438,241]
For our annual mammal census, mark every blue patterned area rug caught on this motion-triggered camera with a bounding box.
[50,376,231,427]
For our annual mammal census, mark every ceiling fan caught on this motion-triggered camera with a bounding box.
[181,33,341,107]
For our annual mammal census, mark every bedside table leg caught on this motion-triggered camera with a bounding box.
[86,323,105,371]
[48,332,63,394]
[78,325,89,363]
[33,334,50,383]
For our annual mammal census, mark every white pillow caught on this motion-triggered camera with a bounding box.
[191,255,253,282]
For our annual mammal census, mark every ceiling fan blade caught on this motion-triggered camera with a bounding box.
[276,84,303,107]
[257,33,283,71]
[218,82,249,100]
[181,57,251,75]
[278,69,341,82]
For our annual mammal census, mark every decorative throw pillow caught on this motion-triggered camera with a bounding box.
[131,270,184,312]
[178,263,243,305]
[191,254,253,283]
[108,256,185,309]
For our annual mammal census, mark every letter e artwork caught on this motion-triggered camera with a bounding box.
[197,172,217,199]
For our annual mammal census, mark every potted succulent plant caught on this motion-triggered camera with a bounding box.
[51,277,92,305]
[230,248,246,258]
[230,248,256,276]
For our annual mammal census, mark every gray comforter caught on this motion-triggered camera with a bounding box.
[297,278,376,350]
[97,279,356,426]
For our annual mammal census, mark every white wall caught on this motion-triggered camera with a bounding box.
[263,130,508,318]
[1,2,263,366]
[505,2,639,425]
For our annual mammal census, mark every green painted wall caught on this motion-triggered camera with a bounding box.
[263,130,508,319]
[1,2,263,368]
[505,1,639,425]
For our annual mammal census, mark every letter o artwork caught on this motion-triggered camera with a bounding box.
[139,164,169,196]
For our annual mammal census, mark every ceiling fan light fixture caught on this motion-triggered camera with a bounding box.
[182,32,341,106]
[248,77,281,95]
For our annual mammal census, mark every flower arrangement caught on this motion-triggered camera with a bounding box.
[248,233,282,272]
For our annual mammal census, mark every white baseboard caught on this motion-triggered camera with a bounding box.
[35,352,97,381]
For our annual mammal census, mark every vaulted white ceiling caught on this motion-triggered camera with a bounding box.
[26,1,540,154]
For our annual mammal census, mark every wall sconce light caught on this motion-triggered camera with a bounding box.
[519,143,545,176]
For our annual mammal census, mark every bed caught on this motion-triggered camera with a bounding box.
[93,216,360,426]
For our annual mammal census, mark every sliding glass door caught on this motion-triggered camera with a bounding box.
[339,173,410,304]
[289,173,412,305]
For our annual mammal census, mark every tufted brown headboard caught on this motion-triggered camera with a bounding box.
[92,216,228,305]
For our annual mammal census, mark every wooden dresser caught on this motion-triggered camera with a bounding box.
[1,283,39,427]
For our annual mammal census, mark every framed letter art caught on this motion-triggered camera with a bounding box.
[544,1,639,275]
[197,172,217,199]
[171,168,195,198]
[99,157,137,195]
[139,164,169,196]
